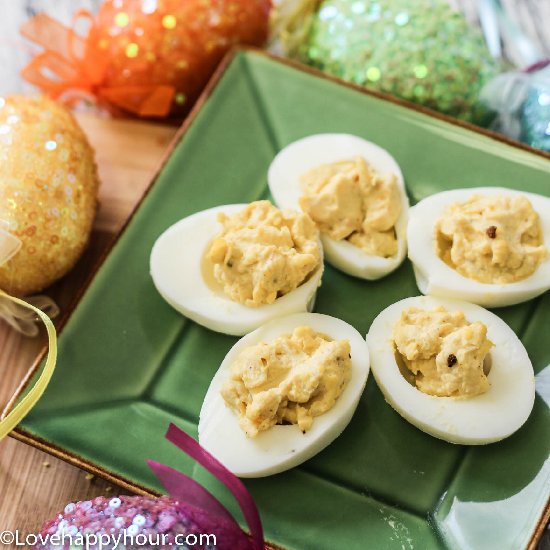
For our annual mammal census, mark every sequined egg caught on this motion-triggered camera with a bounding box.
[0,95,99,296]
[95,0,271,114]
[287,0,500,122]
[36,495,254,550]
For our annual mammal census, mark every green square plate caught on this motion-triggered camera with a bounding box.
[8,50,550,550]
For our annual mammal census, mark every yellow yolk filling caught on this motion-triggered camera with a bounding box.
[299,156,401,257]
[435,195,547,284]
[207,201,321,307]
[221,326,351,437]
[393,307,493,398]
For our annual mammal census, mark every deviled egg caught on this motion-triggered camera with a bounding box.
[199,312,370,477]
[268,133,409,280]
[150,201,324,336]
[367,295,535,444]
[408,187,550,307]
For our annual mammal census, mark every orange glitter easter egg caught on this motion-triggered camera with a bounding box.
[95,0,271,114]
[0,95,99,296]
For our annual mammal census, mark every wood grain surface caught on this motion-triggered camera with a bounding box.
[0,114,177,547]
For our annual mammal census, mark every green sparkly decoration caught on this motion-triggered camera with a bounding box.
[366,66,381,81]
[284,0,501,123]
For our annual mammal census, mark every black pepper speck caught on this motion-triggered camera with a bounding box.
[486,226,497,239]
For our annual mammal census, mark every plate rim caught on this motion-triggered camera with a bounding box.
[3,45,549,550]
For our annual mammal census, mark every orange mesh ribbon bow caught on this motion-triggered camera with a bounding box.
[21,11,175,117]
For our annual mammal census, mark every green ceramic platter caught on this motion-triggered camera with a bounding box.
[11,50,550,549]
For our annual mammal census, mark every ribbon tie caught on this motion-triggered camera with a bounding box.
[0,223,60,337]
[149,424,264,549]
[0,227,58,440]
[20,11,175,117]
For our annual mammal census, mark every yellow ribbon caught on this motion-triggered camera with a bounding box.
[0,221,58,439]
[0,289,57,440]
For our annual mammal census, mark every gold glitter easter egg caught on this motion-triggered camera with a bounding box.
[0,95,99,296]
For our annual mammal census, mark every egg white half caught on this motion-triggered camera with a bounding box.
[267,133,409,280]
[150,205,324,336]
[199,312,370,477]
[367,296,535,444]
[408,187,550,307]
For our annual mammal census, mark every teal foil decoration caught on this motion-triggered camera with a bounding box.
[521,77,550,152]
[296,0,501,123]
[480,63,550,153]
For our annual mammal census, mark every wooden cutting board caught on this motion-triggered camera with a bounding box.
[0,114,177,543]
